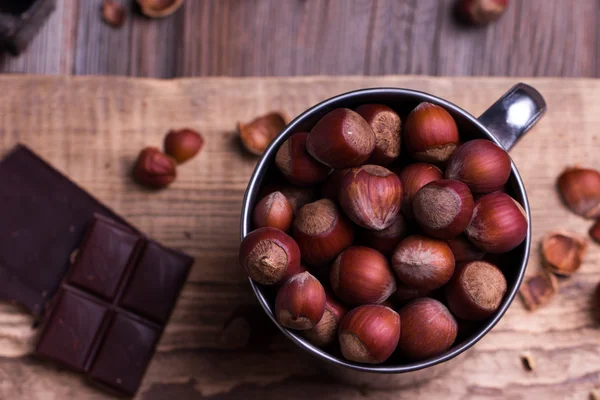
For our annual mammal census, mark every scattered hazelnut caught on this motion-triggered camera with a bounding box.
[465,192,528,253]
[359,214,409,257]
[303,292,347,348]
[404,102,459,164]
[541,231,587,276]
[321,168,350,200]
[239,227,302,285]
[392,235,455,291]
[339,165,403,230]
[238,112,287,156]
[306,108,376,169]
[292,199,354,267]
[275,272,326,330]
[137,0,184,18]
[445,139,511,193]
[520,352,535,372]
[330,246,397,306]
[557,167,600,219]
[132,147,177,189]
[252,191,294,232]
[355,104,402,166]
[457,0,508,25]
[447,235,486,262]
[164,128,204,164]
[446,261,507,320]
[338,305,401,364]
[397,162,444,219]
[413,179,474,239]
[519,271,558,311]
[102,0,126,27]
[397,298,457,361]
[275,132,332,186]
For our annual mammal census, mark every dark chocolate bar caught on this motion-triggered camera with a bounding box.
[36,215,193,397]
[0,145,134,315]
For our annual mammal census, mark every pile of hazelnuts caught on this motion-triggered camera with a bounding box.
[239,102,528,365]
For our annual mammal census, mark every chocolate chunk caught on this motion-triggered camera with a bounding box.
[0,145,134,315]
[36,214,193,397]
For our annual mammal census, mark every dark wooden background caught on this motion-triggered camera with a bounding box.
[0,0,598,78]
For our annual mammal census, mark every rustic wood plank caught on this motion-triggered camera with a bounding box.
[0,75,598,399]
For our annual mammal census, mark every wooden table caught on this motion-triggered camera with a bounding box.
[0,0,598,78]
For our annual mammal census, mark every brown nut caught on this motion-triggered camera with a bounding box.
[137,0,184,18]
[239,227,302,285]
[392,235,455,291]
[102,0,126,27]
[397,298,457,361]
[330,246,397,306]
[360,214,409,257]
[275,132,332,186]
[541,231,587,276]
[338,305,401,364]
[238,112,287,156]
[446,261,507,320]
[397,162,444,219]
[303,292,347,348]
[413,179,474,239]
[404,102,459,163]
[557,167,600,219]
[519,271,558,311]
[164,128,204,164]
[292,199,354,267]
[306,108,376,169]
[457,0,508,25]
[252,191,294,232]
[275,272,326,330]
[132,147,177,189]
[355,104,402,166]
[339,165,403,230]
[447,235,486,262]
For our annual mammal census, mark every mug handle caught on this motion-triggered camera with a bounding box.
[478,83,547,151]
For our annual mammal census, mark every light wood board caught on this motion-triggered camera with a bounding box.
[0,75,598,399]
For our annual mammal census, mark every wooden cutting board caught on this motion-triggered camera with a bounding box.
[0,75,598,399]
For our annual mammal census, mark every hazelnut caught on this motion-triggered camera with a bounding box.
[321,168,350,200]
[338,305,401,364]
[330,246,397,306]
[137,0,184,18]
[445,139,511,194]
[275,272,326,330]
[397,298,457,361]
[275,132,332,186]
[359,214,409,257]
[164,128,204,164]
[457,0,508,25]
[355,104,402,166]
[292,199,354,267]
[557,167,600,219]
[339,165,403,230]
[102,0,126,27]
[541,231,587,276]
[447,235,486,262]
[519,271,558,311]
[239,227,302,285]
[446,261,507,320]
[404,102,459,163]
[252,191,294,232]
[392,235,455,291]
[132,147,177,189]
[303,292,347,348]
[306,108,376,169]
[413,179,474,239]
[465,192,528,253]
[397,162,444,219]
[238,112,287,156]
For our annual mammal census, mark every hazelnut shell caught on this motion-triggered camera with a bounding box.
[238,112,287,156]
[557,167,600,219]
[164,128,204,164]
[132,147,177,189]
[541,231,587,276]
[275,272,326,330]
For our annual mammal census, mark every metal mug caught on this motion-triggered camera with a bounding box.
[240,83,546,388]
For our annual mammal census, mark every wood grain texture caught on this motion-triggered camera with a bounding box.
[0,0,599,77]
[0,75,598,399]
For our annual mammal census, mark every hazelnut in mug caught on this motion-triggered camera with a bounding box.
[239,84,545,388]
